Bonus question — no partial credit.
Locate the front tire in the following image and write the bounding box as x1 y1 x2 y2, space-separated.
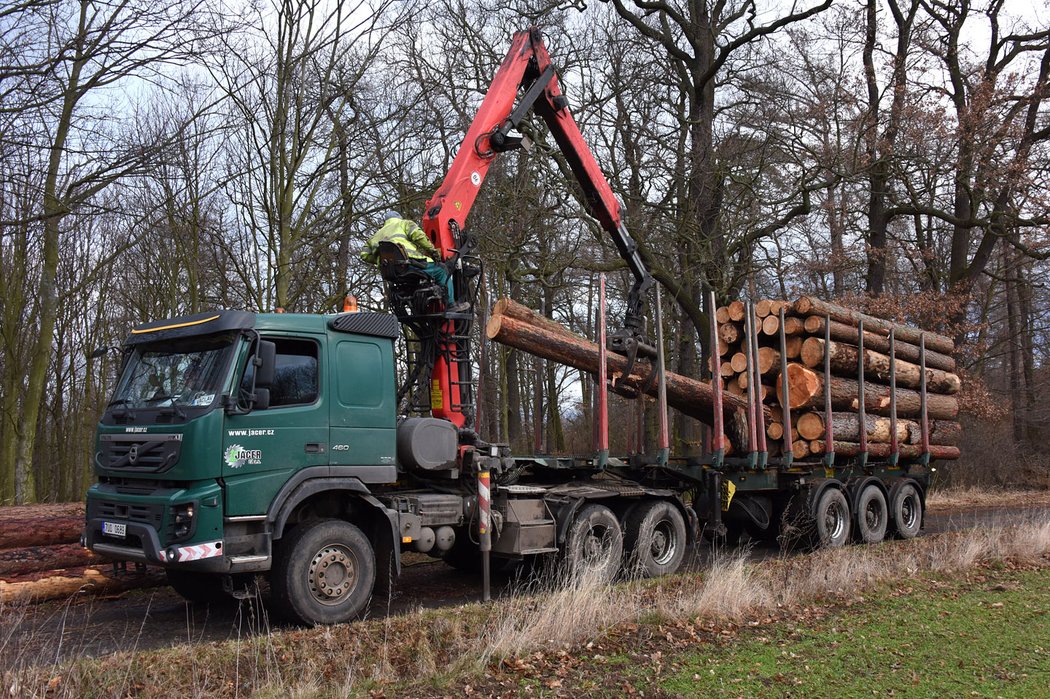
813 487 851 548
624 501 687 578
271 519 376 626
563 504 623 584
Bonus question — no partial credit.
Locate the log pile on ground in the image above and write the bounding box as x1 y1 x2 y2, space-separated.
0 503 162 603
715 295 961 460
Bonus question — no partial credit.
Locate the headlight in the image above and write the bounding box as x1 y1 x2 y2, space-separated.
172 503 196 540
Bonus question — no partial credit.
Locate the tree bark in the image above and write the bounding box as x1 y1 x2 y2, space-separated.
794 296 954 355
0 565 164 604
0 543 100 577
796 410 961 446
809 440 960 460
0 504 84 548
801 338 961 394
802 315 956 372
776 363 959 419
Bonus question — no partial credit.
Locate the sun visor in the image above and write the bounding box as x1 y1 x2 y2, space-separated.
124 310 256 346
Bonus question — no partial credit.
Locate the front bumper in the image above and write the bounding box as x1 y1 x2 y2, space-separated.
84 480 230 573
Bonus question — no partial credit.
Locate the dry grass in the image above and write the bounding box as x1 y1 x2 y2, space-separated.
3 517 1049 698
926 485 1050 511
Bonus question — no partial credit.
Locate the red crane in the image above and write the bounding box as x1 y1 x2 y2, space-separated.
415 28 653 428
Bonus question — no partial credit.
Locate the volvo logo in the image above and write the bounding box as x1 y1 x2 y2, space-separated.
128 444 139 465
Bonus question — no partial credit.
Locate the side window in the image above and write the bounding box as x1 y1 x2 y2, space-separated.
240 337 319 408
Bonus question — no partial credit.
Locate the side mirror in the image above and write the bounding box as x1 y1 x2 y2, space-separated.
253 387 271 410
255 341 276 388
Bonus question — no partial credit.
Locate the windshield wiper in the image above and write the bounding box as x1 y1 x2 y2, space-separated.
107 398 133 408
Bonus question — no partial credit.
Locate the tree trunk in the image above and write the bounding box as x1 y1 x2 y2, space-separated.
809 440 960 460
794 296 955 355
0 506 84 548
0 565 164 604
777 363 959 419
802 315 956 372
487 300 761 450
0 543 100 577
801 338 961 394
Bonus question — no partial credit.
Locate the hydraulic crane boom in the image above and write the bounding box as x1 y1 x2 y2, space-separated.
420 27 653 428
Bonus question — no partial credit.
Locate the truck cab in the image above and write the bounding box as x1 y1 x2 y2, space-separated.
84 309 414 622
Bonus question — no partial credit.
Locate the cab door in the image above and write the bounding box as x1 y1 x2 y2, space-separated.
328 335 397 483
222 335 329 516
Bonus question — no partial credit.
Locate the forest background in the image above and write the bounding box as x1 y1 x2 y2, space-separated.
1 0 1047 504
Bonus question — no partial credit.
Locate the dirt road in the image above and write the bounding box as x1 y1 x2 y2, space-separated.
3 501 1046 668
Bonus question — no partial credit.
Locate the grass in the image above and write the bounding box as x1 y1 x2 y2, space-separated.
2 517 1048 697
926 486 1050 511
659 567 1048 698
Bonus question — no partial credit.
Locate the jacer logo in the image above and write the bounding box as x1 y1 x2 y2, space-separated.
224 444 262 469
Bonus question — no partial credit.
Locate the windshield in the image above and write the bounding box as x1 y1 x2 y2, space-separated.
111 334 236 410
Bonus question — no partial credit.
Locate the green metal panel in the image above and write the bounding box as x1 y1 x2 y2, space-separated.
221 334 329 516
329 336 397 472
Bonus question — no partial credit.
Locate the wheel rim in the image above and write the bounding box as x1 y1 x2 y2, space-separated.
865 498 883 531
650 518 678 565
824 500 846 540
308 543 358 606
582 524 613 565
900 493 918 529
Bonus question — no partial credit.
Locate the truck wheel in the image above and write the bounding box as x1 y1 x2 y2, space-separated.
813 487 851 548
271 519 375 626
624 501 686 578
563 504 623 584
165 570 230 604
855 485 888 544
889 482 923 539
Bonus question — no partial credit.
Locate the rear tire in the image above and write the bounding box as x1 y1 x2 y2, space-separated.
624 501 687 578
813 487 851 548
166 570 230 605
562 504 623 584
271 519 375 626
855 485 888 544
889 482 923 539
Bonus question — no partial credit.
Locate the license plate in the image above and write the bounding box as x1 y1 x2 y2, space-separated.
102 521 127 538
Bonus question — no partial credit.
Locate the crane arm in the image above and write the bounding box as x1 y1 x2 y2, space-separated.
420 28 654 426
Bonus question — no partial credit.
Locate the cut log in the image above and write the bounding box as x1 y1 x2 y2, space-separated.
801 338 961 394
727 300 746 321
718 322 742 345
796 411 962 446
0 504 84 549
755 299 773 318
0 564 164 604
0 543 100 577
730 353 748 373
808 440 960 461
761 315 779 336
791 439 810 459
715 306 731 324
717 338 731 356
758 347 780 376
767 422 784 440
776 363 959 419
784 336 803 360
488 300 765 448
802 316 956 372
794 296 954 355
719 361 735 378
796 411 908 443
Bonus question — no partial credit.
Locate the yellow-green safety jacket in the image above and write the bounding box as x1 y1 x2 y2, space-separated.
361 218 440 264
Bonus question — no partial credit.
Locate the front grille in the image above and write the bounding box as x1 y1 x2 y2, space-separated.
91 499 165 529
98 433 181 472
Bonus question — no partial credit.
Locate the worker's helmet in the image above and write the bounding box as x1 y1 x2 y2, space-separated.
382 209 400 221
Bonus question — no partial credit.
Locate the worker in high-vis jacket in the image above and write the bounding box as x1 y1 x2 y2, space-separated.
361 211 467 311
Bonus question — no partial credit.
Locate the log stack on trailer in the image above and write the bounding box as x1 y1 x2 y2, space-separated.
714 295 961 464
